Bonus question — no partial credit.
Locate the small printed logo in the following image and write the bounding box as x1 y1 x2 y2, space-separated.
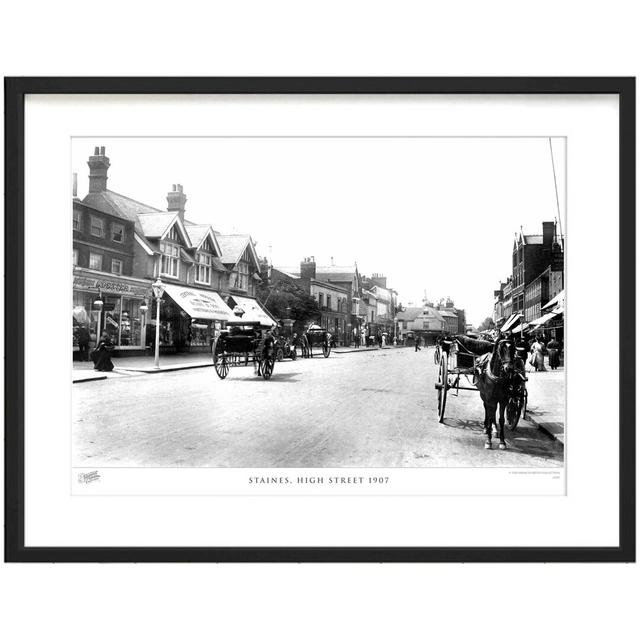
77 470 101 484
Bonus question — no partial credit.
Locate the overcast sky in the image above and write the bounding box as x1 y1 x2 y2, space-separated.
72 137 566 326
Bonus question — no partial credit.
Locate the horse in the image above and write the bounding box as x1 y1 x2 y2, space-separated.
298 333 310 358
473 338 516 450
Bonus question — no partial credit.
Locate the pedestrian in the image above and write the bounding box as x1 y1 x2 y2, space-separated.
381 333 386 348
393 335 397 346
415 334 421 352
547 336 560 370
529 335 546 372
76 323 91 361
92 331 115 372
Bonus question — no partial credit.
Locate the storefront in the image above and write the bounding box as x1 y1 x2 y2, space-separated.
73 271 151 358
158 284 236 353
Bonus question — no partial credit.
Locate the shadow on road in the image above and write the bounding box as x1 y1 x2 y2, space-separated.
235 372 301 383
441 417 563 462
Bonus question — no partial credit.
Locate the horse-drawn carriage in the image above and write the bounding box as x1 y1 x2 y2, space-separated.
301 324 332 358
435 335 528 449
211 320 276 380
274 335 297 362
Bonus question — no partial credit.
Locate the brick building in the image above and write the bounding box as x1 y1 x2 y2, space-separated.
75 146 269 356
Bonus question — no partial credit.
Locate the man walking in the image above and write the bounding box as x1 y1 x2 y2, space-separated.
76 324 91 361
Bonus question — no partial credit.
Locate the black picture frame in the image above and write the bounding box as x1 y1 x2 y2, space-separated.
4 77 635 563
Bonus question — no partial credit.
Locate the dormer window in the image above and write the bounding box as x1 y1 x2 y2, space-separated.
196 252 212 285
230 260 249 291
160 239 180 278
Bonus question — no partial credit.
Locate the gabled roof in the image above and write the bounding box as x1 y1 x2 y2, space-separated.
396 307 423 322
215 233 260 269
515 228 544 247
184 222 222 255
137 212 179 238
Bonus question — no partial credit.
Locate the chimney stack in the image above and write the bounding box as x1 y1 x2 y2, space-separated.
167 183 187 222
87 146 110 193
300 256 316 281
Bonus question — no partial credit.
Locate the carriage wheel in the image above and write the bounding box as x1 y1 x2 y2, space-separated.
434 346 440 365
276 348 284 362
262 355 274 380
322 342 331 358
214 355 229 379
522 388 528 419
437 352 448 423
506 396 522 430
290 347 297 361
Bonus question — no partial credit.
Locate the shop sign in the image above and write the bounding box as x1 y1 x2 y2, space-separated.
74 275 150 297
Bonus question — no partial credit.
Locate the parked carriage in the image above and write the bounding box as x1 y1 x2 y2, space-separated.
435 336 528 429
304 324 332 358
211 320 276 380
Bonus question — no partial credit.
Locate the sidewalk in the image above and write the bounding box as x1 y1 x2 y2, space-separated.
522 366 565 445
72 345 410 382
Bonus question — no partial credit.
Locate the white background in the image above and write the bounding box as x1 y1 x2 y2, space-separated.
1 2 638 640
29 95 605 545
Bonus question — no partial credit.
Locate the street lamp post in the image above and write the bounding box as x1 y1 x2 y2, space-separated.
151 278 166 369
93 288 104 342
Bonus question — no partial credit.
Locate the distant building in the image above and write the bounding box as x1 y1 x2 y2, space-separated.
397 306 445 344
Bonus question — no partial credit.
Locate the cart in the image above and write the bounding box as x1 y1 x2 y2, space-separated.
305 325 332 358
435 338 527 427
211 320 276 380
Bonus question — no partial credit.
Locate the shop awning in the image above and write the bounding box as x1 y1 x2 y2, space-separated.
163 284 236 321
542 290 565 310
501 313 523 332
227 294 276 327
512 322 530 333
529 310 562 327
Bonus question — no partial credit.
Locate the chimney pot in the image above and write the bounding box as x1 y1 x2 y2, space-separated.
94 146 99 155
100 146 105 155
172 184 176 191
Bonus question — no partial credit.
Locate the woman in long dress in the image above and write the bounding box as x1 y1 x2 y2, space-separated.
529 337 546 372
93 331 115 371
546 337 560 370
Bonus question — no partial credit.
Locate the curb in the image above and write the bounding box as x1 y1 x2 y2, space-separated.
73 375 108 384
526 413 565 446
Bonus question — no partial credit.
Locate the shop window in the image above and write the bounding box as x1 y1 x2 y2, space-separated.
89 252 103 271
90 215 104 237
111 258 123 275
160 240 180 278
73 249 79 266
196 252 211 285
112 223 125 243
73 209 81 231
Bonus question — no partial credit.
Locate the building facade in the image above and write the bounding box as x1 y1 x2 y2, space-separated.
75 146 266 356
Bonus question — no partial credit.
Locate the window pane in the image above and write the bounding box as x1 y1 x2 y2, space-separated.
89 253 102 270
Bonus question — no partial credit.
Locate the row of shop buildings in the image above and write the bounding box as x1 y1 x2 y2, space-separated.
269 261 399 346
493 221 565 340
72 147 274 358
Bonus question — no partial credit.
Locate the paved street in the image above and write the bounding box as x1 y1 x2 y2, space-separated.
73 347 564 468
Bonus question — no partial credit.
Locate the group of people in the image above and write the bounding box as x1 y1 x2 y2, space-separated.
524 334 562 372
353 329 397 349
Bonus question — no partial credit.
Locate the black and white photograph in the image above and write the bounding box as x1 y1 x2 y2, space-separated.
71 136 566 481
